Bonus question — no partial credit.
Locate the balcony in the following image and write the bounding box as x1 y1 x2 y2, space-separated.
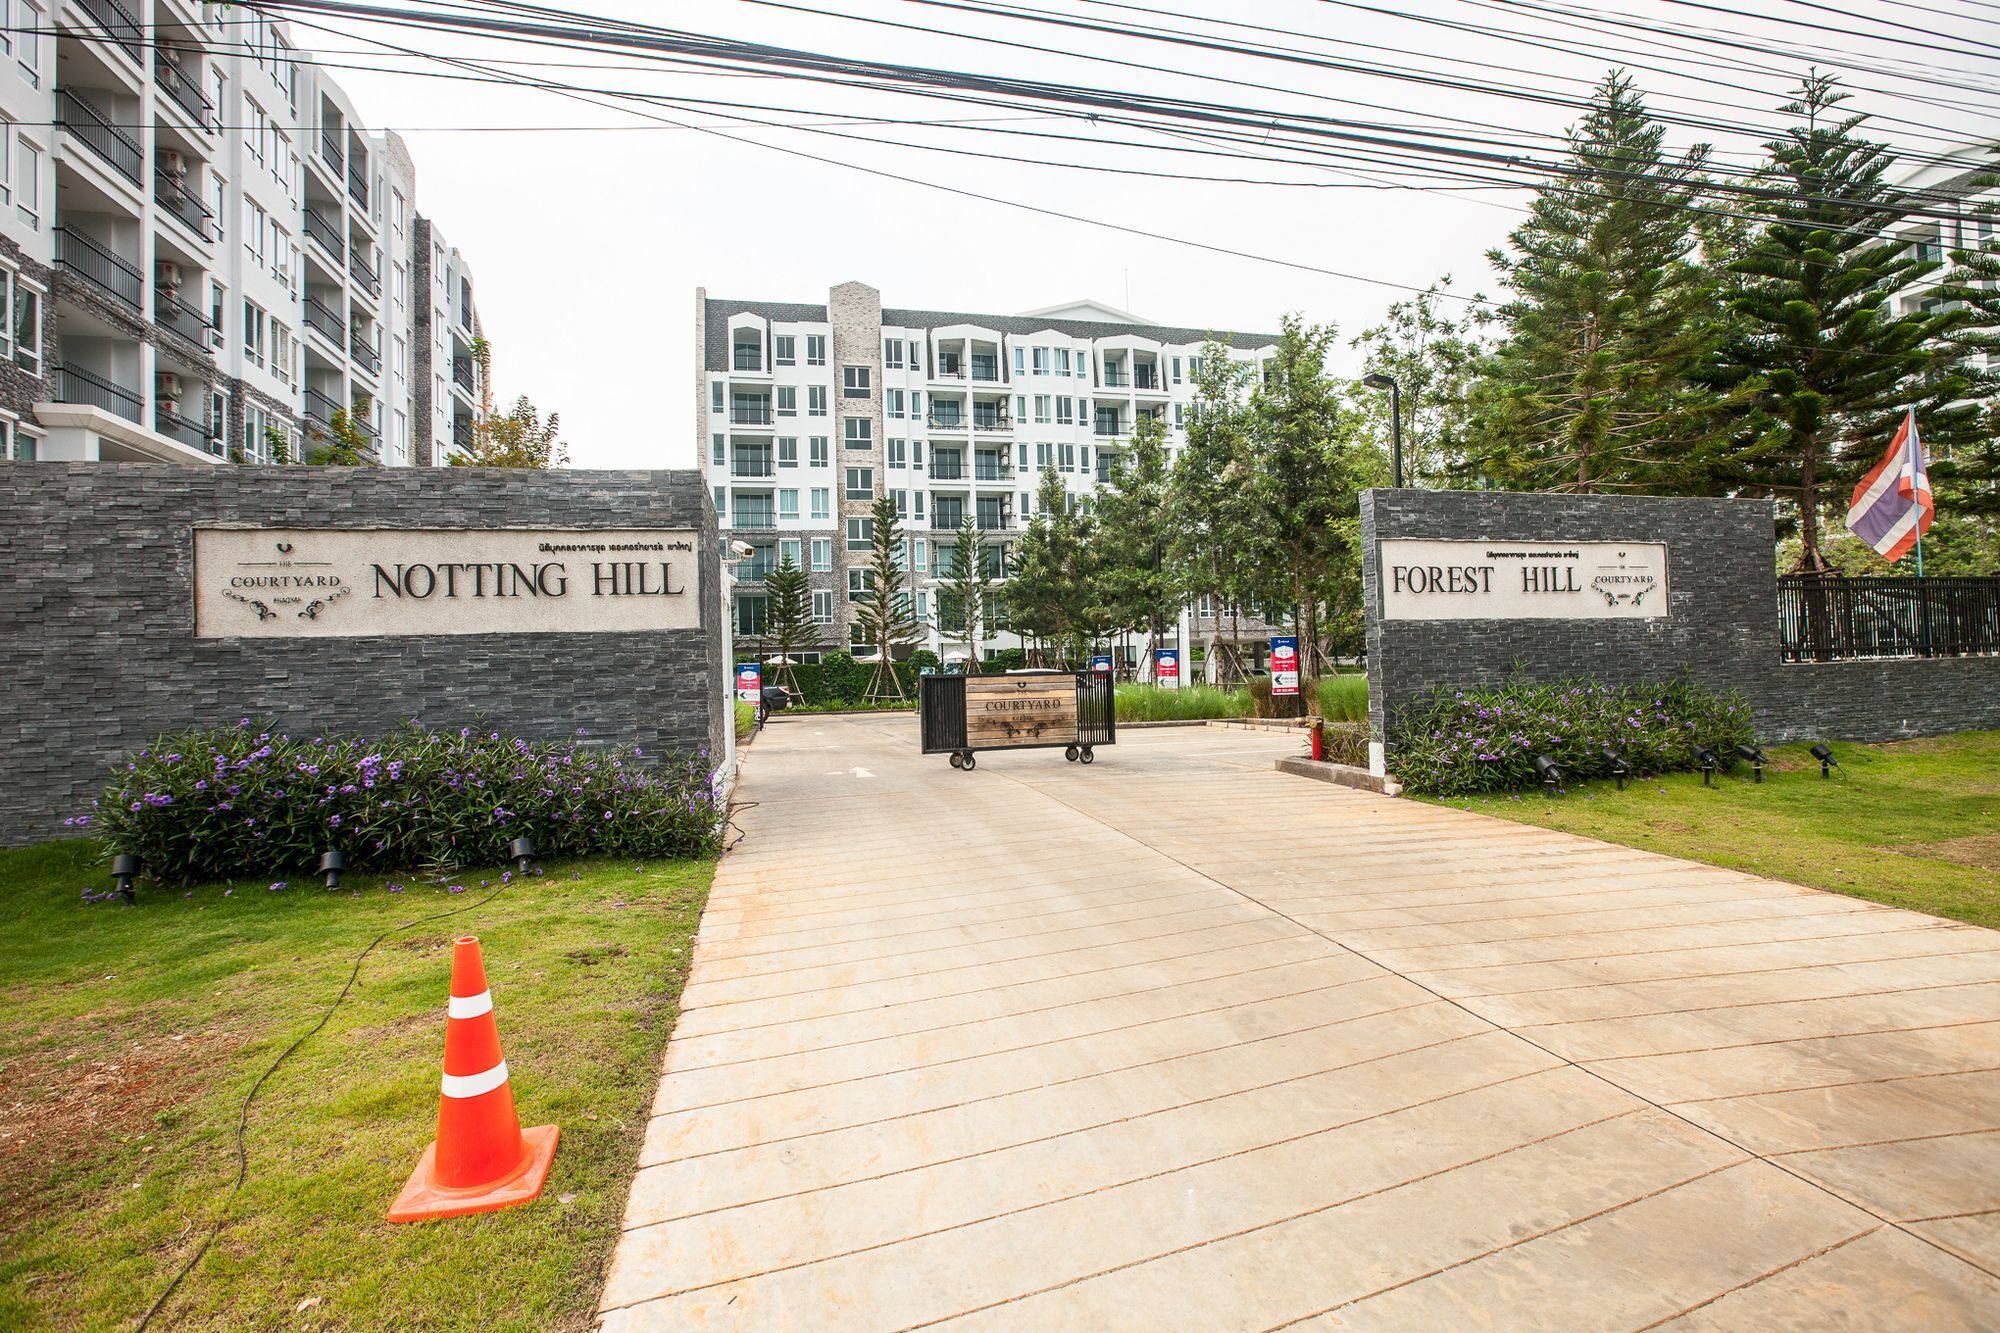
351 339 381 377
58 363 143 422
155 169 214 241
976 515 1011 532
55 226 140 310
453 417 472 451
303 207 344 262
451 357 474 395
972 408 1011 431
320 126 343 173
74 0 143 62
1102 369 1129 388
354 413 378 444
347 158 368 209
928 410 968 431
730 404 774 427
304 386 339 429
303 295 344 347
934 363 966 380
929 458 965 480
56 88 142 186
973 458 1010 481
348 250 380 299
1134 367 1162 391
731 347 762 372
155 56 214 131
970 357 1000 382
932 509 965 532
155 405 212 453
731 455 776 479
731 510 777 531
1094 414 1123 436
156 290 215 349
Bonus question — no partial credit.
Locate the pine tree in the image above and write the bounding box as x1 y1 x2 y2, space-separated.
856 494 919 700
762 553 813 696
1710 74 1989 572
1093 412 1178 670
939 515 987 671
1472 72 1724 493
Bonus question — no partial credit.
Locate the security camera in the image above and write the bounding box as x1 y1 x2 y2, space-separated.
729 540 756 558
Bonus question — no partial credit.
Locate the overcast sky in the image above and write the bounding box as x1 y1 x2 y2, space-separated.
300 0 1999 470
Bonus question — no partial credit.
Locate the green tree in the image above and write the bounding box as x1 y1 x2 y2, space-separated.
1708 74 1989 571
1093 412 1178 668
938 514 987 671
855 493 919 700
761 553 813 696
1351 278 1487 488
1473 72 1724 493
1006 465 1101 667
454 396 568 469
306 393 376 466
1169 341 1262 681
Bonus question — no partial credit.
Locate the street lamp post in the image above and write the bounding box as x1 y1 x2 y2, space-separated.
1362 372 1403 488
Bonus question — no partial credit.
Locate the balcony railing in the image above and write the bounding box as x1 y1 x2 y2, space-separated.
347 158 368 208
732 348 762 371
928 411 967 430
452 357 474 394
58 363 143 422
155 405 211 453
730 405 774 426
453 418 472 450
973 462 1010 481
320 127 343 172
1102 370 1129 387
929 458 965 480
972 411 1011 431
353 414 378 442
156 291 215 348
976 515 1011 532
970 359 999 382
303 295 345 347
1134 369 1161 390
304 386 340 428
54 226 141 310
731 457 776 479
56 88 142 185
1094 415 1123 436
731 511 777 531
75 0 143 61
155 169 214 241
349 250 380 298
934 365 965 379
155 56 214 130
303 208 344 261
351 339 381 376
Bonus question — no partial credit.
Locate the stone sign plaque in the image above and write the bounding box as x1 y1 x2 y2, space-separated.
192 528 702 638
1380 539 1669 621
963 675 1079 747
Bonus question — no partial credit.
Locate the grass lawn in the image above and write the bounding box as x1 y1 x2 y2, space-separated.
1422 732 2000 930
0 839 713 1330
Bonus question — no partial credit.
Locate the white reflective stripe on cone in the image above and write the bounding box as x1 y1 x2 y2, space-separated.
447 989 494 1019
440 1060 508 1099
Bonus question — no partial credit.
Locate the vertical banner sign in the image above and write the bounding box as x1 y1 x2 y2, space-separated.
1269 635 1299 697
1090 654 1113 675
735 662 762 704
1154 648 1181 690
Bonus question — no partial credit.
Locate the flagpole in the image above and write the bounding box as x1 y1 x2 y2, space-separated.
1910 408 1924 578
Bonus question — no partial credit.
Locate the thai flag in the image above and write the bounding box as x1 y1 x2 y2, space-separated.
1845 408 1933 562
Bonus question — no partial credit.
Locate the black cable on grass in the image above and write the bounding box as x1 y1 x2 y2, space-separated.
135 879 513 1331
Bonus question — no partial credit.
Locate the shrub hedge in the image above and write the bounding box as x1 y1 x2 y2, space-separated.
779 650 937 706
83 721 724 884
1393 676 1755 796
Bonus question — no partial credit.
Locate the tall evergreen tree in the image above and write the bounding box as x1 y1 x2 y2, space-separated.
1709 74 1989 571
939 514 987 670
761 553 812 696
1093 412 1178 670
1473 72 1724 492
855 494 919 700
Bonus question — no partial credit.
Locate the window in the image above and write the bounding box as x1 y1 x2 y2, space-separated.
1015 395 1027 421
710 382 724 414
908 342 922 373
711 433 725 466
393 335 407 380
911 391 923 419
1174 403 1185 428
808 385 827 417
809 436 829 467
242 300 266 367
888 438 907 467
269 322 293 387
844 417 872 449
270 223 292 287
806 334 826 366
1171 355 1183 384
778 488 799 520
1017 443 1028 468
891 489 908 519
811 536 832 570
15 2 37 87
1035 395 1051 424
1013 346 1025 374
1033 347 1048 375
735 596 768 637
775 334 795 365
712 485 727 515
847 518 873 552
843 365 871 398
778 436 798 467
912 539 928 572
780 537 802 567
1057 348 1071 376
1036 442 1052 469
810 487 831 520
844 467 873 500
1056 396 1074 425
0 118 10 208
1078 355 1089 379
244 198 266 267
886 388 904 419
776 385 797 416
915 490 925 519
812 590 834 624
1020 491 1032 519
885 338 903 368
210 280 224 348
11 278 37 374
1061 442 1076 472
12 135 35 230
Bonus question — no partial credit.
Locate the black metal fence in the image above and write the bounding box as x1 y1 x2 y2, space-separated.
1779 576 2000 662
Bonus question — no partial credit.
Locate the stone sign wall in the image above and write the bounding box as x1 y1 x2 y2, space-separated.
0 464 726 845
1361 488 2000 773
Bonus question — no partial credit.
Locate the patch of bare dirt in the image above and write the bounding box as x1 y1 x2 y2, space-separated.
1899 834 2000 873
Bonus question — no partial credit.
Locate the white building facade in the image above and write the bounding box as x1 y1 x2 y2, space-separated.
697 281 1279 665
0 1 483 468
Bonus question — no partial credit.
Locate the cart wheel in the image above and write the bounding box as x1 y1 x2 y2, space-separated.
962 752 977 770
948 752 964 769
1065 745 1079 762
1081 747 1095 764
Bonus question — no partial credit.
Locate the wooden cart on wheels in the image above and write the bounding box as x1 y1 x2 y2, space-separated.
919 670 1117 770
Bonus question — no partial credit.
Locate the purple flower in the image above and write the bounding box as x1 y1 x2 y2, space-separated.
269 881 287 892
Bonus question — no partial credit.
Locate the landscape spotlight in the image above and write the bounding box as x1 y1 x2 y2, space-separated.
509 835 537 875
318 848 347 890
1598 747 1630 792
1532 754 1564 798
1737 743 1767 783
110 853 141 904
1693 745 1719 787
1810 742 1838 778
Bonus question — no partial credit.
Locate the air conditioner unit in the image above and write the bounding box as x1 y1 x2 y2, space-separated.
161 150 189 178
157 261 182 290
156 372 182 400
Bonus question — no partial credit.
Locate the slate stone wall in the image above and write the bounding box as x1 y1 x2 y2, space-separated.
0 463 725 844
1362 488 2000 760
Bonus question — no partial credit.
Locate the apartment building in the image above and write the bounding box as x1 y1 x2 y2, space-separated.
0 1 483 468
697 281 1280 665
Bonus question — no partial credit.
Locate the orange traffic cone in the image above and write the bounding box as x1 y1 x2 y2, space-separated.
388 936 559 1222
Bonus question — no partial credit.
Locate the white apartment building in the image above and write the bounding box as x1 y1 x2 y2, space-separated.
697 281 1280 665
0 1 483 468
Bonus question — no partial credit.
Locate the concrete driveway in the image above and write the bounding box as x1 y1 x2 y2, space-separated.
600 715 2000 1329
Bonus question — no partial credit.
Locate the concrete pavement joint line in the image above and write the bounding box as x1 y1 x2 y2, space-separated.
1768 1124 2000 1158
1904 1205 2000 1225
1666 1063 2000 1107
1512 980 2000 1031
1436 938 2000 1001
1343 900 1886 954
667 945 1349 1075
1395 920 1966 976
653 973 1414 1119
1004 772 2000 1284
1628 1227 1886 1331
604 1064 1577 1313
642 1019 1492 1229
1572 1015 2000 1064
1296 883 1811 931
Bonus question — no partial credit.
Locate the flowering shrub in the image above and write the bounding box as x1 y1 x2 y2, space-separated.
86 721 724 884
1392 676 1755 796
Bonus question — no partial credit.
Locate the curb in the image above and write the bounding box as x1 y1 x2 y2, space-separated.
1275 755 1404 797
